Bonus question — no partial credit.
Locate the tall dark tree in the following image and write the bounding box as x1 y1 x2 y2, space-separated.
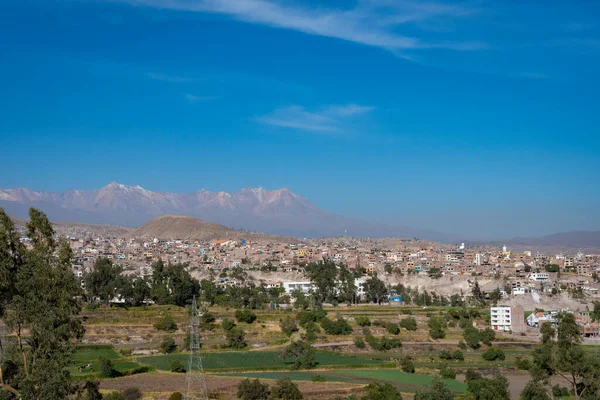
0 207 84 399
364 274 388 304
85 257 124 305
337 264 357 304
305 260 338 304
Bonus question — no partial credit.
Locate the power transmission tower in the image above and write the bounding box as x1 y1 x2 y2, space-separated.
186 296 208 400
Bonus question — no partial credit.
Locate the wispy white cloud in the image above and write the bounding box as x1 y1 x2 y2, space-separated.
147 72 200 83
185 93 221 102
257 104 374 133
117 0 487 52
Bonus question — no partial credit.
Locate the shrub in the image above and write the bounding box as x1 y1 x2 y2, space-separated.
552 385 570 397
103 392 124 400
280 316 299 336
354 337 366 349
365 335 401 351
372 319 385 327
439 364 456 379
280 340 317 370
320 317 352 335
235 309 257 324
399 317 417 331
168 393 183 400
237 378 270 400
154 312 177 332
119 348 132 356
123 387 142 400
297 311 317 327
361 383 403 400
386 323 400 335
312 375 326 382
201 309 216 324
160 336 177 354
355 316 371 326
452 350 464 361
222 318 236 331
270 378 303 399
465 368 483 382
224 327 248 349
400 357 415 373
479 328 496 346
457 341 467 350
516 357 532 370
482 347 505 361
170 360 186 373
428 316 446 339
99 357 120 378
462 327 482 349
439 350 453 360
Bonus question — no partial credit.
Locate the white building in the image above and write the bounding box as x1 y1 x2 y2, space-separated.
475 253 485 266
490 306 513 332
283 281 313 294
529 272 549 282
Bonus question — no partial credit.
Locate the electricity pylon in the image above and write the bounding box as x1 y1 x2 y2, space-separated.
185 295 208 400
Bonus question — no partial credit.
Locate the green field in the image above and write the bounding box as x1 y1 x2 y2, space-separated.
216 369 468 393
137 351 385 371
70 346 142 377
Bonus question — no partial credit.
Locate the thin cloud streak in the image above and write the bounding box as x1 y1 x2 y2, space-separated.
257 104 375 133
185 93 221 102
117 0 487 52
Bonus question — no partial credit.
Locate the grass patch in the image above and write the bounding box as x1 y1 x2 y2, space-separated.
138 351 384 372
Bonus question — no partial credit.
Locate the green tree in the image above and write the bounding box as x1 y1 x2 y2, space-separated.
399 357 415 373
337 264 357 304
0 208 85 399
200 279 218 306
462 327 482 349
361 382 403 400
280 341 317 370
428 315 447 339
160 336 177 353
85 257 123 305
467 374 510 400
224 327 248 349
520 380 551 400
269 378 303 400
170 360 186 373
306 260 338 304
364 275 388 304
414 377 454 400
235 309 257 324
123 387 142 400
399 317 417 331
482 347 505 361
237 378 270 400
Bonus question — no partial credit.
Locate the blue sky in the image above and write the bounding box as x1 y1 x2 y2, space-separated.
1 0 599 239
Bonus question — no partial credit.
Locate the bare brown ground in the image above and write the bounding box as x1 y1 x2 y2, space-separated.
100 372 364 400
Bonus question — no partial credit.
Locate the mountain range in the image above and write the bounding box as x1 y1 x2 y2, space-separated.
0 182 449 240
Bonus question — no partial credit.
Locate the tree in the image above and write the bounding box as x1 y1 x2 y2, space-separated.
482 347 505 361
520 380 551 400
154 312 178 332
462 327 481 349
160 336 177 353
471 280 485 304
467 374 510 400
399 357 415 373
222 318 236 331
224 327 248 349
414 377 454 400
280 316 299 336
85 257 124 305
280 341 317 370
428 315 447 339
169 393 184 400
361 382 403 400
399 317 417 331
337 264 358 304
364 275 388 304
591 300 600 323
237 378 270 400
306 260 338 304
170 360 186 373
269 378 303 399
236 309 257 324
100 357 120 378
0 207 84 399
200 279 218 305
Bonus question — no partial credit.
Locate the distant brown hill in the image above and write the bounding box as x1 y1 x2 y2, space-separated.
128 215 296 243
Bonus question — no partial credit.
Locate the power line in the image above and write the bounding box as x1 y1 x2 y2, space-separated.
186 295 208 400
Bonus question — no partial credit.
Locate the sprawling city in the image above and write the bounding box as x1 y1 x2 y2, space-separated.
1 0 600 399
